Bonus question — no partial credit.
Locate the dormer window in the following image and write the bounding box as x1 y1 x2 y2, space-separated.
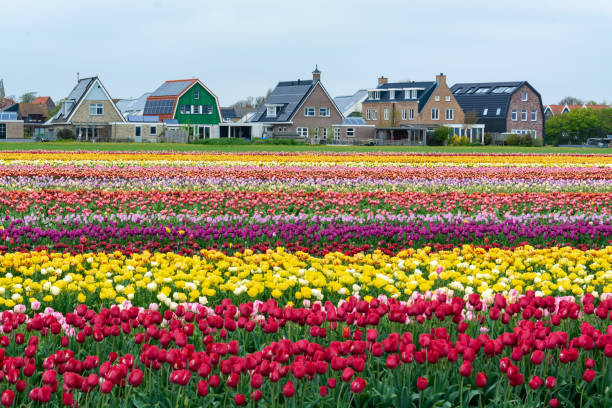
368 91 381 100
483 108 488 116
390 90 395 100
496 107 501 116
194 90 199 100
267 106 277 117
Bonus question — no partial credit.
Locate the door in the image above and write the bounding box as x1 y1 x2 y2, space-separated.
134 126 142 143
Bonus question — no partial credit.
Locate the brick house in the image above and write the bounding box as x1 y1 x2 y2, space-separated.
0 112 24 140
362 73 484 145
251 67 374 144
32 96 56 111
450 81 544 140
47 76 126 141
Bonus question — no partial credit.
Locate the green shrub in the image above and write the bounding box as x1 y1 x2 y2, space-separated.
56 128 76 140
428 126 452 146
505 134 519 145
520 134 534 146
484 133 492 145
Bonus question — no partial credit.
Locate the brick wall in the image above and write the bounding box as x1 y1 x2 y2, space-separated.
111 123 161 142
506 84 544 138
418 76 465 126
71 100 124 124
289 83 343 133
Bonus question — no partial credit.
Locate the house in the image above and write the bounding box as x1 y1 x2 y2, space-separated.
0 98 15 111
450 81 544 140
110 115 164 143
362 73 484 145
221 107 239 122
116 93 151 117
47 76 126 141
144 79 222 139
0 112 24 140
251 66 373 144
3 103 50 138
334 89 368 117
32 96 56 111
543 104 566 118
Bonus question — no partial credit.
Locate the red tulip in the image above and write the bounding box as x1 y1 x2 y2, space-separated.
529 376 543 390
327 378 337 389
100 379 113 394
545 376 556 389
350 377 366 394
251 390 262 402
128 369 143 387
283 381 295 398
583 369 596 383
417 377 428 391
251 373 263 389
475 372 487 388
319 385 328 397
341 367 354 382
0 390 14 407
62 392 75 407
585 358 595 369
530 350 544 365
549 398 559 407
234 393 246 406
197 380 209 397
459 361 472 377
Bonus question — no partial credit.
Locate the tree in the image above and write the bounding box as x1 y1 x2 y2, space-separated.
544 107 611 145
20 92 37 103
428 126 452 146
558 96 584 106
231 89 271 118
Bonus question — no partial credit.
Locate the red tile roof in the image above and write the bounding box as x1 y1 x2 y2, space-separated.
546 105 564 115
33 96 51 105
584 104 611 110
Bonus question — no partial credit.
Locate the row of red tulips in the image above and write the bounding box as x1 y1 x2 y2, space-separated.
0 293 609 407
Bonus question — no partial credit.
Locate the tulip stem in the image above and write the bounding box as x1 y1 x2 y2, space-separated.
460 376 464 407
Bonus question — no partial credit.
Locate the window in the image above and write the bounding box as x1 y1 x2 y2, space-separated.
475 87 490 94
346 128 355 137
322 128 327 139
296 127 308 137
150 126 157 135
366 109 371 120
446 109 454 120
89 103 103 116
521 110 527 121
401 109 406 120
134 126 141 137
334 127 341 139
435 96 440 101
304 107 315 116
453 88 463 94
431 108 439 120
313 128 319 138
496 108 501 116
319 107 330 117
194 90 199 100
411 90 418 99
512 109 518 121
368 91 380 100
180 105 186 115
409 108 414 120
492 86 515 94
521 92 528 101
531 110 537 121
390 91 395 100
384 109 389 120
0 124 5 139
445 96 451 102
483 108 488 116
266 106 277 117
372 110 378 120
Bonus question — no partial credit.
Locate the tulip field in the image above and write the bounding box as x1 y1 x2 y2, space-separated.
0 150 611 408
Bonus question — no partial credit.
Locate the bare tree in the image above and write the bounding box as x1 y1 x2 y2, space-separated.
558 96 584 106
20 92 37 103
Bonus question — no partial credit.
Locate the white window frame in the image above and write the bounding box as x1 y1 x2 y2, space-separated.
346 128 355 137
0 124 6 139
445 96 451 102
531 110 537 121
180 105 186 115
304 107 315 117
266 106 277 117
319 107 330 117
366 109 371 120
150 126 157 135
89 103 103 116
496 108 501 116
521 92 528 101
483 108 488 116
431 108 439 120
194 90 199 100
372 110 378 120
389 90 395 100
296 127 308 137
521 110 527 121
435 96 440 102
409 108 414 120
401 109 406 120
384 108 389 120
134 126 142 137
334 127 341 139
446 108 454 120
322 127 327 138
511 109 518 121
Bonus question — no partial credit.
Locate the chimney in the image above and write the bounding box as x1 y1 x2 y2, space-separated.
378 76 388 85
436 72 447 86
312 65 321 82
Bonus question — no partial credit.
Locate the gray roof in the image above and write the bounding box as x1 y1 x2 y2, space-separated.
342 117 366 125
450 81 536 133
48 77 97 124
251 80 316 123
334 89 367 116
116 93 151 114
363 81 437 112
150 80 193 97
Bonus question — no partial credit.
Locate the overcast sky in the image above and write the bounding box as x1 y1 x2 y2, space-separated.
1 0 610 105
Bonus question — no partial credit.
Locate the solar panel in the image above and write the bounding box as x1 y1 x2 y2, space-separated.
0 112 18 120
144 99 174 115
151 81 192 97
